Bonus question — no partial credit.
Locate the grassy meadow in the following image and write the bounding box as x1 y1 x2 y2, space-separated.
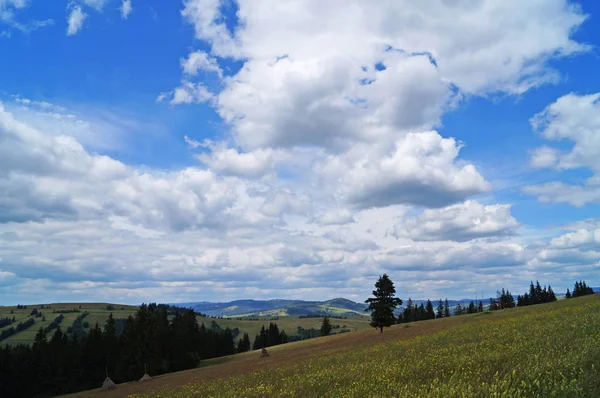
208 314 372 341
125 294 600 398
0 303 137 346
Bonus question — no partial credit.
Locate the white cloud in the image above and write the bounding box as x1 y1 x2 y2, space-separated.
317 132 491 209
158 81 214 105
530 93 600 172
182 0 587 93
121 0 132 19
1 0 596 303
525 93 600 206
66 6 87 36
530 146 561 169
196 146 277 179
181 50 222 77
82 0 108 11
0 0 53 33
394 200 519 242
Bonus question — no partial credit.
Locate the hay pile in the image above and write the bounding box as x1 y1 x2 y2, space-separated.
101 377 116 390
260 347 270 358
140 373 152 382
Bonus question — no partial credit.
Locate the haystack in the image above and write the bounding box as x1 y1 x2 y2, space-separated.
260 347 270 358
140 373 152 382
101 377 116 390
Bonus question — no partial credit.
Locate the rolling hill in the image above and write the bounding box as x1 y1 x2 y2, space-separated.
174 297 368 317
67 293 600 398
174 297 497 317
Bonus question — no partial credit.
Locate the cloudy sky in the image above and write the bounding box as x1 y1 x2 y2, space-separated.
1 0 600 305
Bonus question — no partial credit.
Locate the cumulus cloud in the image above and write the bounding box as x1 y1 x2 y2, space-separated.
181 50 222 77
394 200 519 242
2 0 596 303
317 132 491 209
525 93 600 206
196 146 277 179
66 6 87 36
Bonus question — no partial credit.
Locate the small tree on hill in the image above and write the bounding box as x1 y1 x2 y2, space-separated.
320 317 332 337
365 274 402 333
566 288 571 299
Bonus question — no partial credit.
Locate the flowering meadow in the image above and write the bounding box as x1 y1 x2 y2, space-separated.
135 295 600 397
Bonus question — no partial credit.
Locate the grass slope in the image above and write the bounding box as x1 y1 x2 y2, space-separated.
70 294 600 398
0 303 137 346
207 314 372 341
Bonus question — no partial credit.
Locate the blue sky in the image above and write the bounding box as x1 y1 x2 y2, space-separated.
1 0 600 305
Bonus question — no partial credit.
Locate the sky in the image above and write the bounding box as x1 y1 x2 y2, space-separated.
1 0 600 305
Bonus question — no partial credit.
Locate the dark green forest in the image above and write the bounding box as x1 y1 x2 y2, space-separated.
0 303 258 397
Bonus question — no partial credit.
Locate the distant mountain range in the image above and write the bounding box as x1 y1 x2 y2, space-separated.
175 298 367 317
174 297 508 317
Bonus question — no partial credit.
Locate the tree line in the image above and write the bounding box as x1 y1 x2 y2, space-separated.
566 280 594 298
365 275 595 332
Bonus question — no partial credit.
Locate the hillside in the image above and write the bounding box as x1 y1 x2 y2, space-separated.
0 303 137 346
175 298 368 317
68 294 600 398
0 302 371 347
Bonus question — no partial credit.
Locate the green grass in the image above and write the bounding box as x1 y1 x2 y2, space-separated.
203 314 371 342
138 295 600 397
0 303 137 346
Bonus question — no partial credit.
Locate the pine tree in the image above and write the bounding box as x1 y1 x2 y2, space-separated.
467 301 476 314
436 299 444 318
455 303 463 316
403 298 415 323
548 285 557 302
425 300 435 320
478 301 484 313
365 274 402 333
320 317 332 336
566 288 571 299
417 304 426 321
444 299 450 318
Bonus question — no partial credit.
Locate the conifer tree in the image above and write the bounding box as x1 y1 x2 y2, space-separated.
548 285 557 302
403 298 415 323
365 274 402 333
455 303 463 316
444 299 450 318
320 317 333 336
467 301 476 314
478 301 484 313
436 299 444 318
566 288 571 299
425 299 435 320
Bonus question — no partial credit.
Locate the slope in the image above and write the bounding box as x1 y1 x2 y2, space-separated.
67 294 600 397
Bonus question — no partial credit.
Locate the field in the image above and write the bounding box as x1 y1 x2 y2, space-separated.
209 314 372 341
67 294 600 398
0 303 137 346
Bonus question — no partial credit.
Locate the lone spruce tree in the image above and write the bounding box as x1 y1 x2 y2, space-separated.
365 274 402 333
320 316 333 336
